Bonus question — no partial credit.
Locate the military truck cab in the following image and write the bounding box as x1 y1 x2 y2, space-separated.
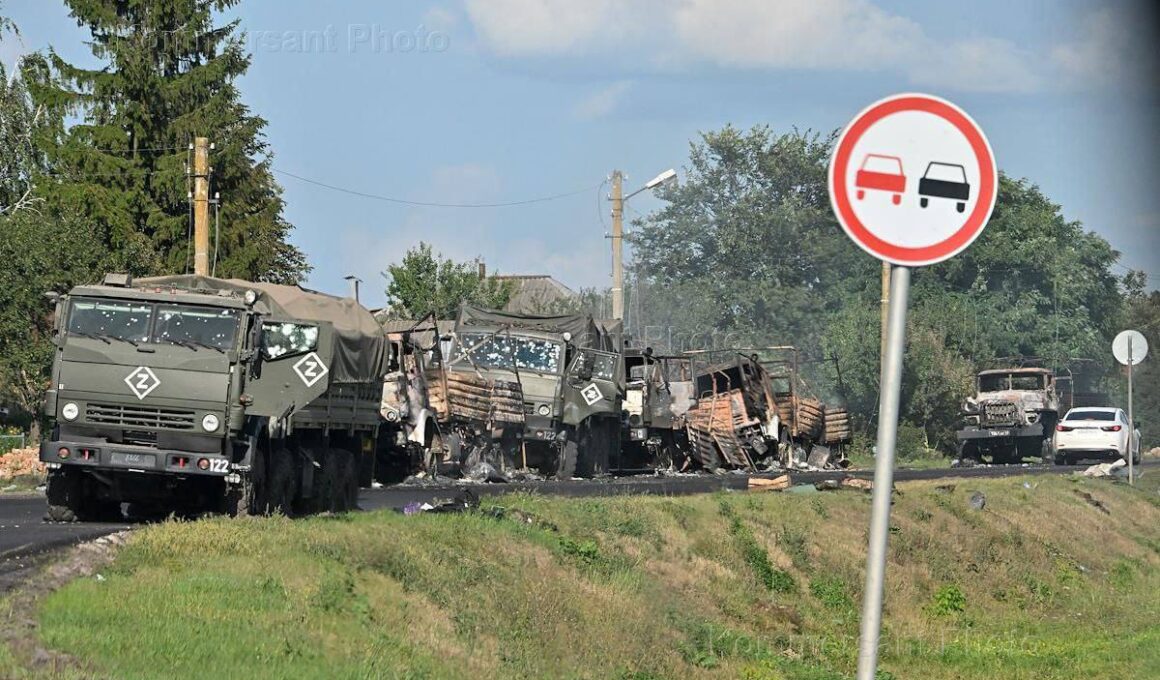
42 274 382 520
956 367 1060 464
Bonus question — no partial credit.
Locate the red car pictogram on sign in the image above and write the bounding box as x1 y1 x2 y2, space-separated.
855 154 906 205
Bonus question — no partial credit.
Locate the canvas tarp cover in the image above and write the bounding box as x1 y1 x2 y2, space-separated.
137 275 385 383
456 304 615 351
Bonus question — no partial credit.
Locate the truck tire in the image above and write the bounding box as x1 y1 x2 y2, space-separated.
267 446 296 515
325 447 359 513
555 438 578 480
45 468 117 522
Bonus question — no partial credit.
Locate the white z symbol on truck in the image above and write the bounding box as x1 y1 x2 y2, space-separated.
292 352 329 387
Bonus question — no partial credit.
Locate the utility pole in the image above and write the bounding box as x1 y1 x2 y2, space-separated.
192 137 210 277
610 170 625 321
344 275 362 303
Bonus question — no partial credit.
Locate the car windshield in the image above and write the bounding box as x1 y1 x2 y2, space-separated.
1066 410 1115 422
925 162 967 182
156 305 241 350
979 373 1043 391
68 298 152 343
455 332 563 373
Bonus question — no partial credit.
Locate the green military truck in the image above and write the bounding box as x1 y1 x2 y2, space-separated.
41 274 384 520
417 305 624 478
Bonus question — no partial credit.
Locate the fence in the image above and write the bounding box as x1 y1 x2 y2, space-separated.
0 434 27 455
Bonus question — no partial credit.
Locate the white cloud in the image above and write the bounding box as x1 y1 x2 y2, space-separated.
574 80 632 119
459 0 1058 94
421 5 460 33
672 0 922 71
463 0 619 56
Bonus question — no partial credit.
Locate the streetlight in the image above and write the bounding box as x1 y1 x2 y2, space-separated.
610 168 676 320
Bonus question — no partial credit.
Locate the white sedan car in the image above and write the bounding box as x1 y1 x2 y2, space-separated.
1052 407 1141 465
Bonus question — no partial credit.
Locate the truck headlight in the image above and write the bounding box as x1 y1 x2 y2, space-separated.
61 402 79 421
201 414 220 432
537 404 551 417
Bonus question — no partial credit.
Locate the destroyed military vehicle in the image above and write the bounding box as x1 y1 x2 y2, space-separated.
622 348 696 470
379 305 624 479
41 274 384 520
681 348 850 471
956 367 1061 464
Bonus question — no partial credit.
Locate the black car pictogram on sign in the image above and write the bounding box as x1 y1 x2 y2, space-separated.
918 162 971 213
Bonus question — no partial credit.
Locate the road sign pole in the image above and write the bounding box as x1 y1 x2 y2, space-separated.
856 265 911 680
1128 337 1134 486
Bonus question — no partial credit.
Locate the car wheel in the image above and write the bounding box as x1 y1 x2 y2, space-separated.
956 202 965 213
920 197 929 208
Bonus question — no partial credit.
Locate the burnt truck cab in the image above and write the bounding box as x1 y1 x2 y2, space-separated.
439 305 624 478
42 274 381 520
956 368 1060 464
621 349 695 469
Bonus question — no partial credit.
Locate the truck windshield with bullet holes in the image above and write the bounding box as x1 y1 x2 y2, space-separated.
41 274 384 521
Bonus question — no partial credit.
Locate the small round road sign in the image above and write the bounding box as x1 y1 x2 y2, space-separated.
829 93 997 266
1113 330 1148 366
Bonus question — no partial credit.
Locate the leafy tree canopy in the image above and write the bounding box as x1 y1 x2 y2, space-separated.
383 242 513 319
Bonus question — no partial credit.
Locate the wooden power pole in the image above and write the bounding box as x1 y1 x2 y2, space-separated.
610 170 625 321
192 137 210 277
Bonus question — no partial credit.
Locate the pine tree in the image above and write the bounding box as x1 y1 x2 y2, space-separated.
25 0 308 283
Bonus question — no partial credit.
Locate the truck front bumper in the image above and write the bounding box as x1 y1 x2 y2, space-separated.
40 440 233 477
956 423 1045 442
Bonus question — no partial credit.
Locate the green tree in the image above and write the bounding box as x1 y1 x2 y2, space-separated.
383 242 513 319
1124 284 1160 447
632 125 1133 452
0 36 119 436
24 0 307 283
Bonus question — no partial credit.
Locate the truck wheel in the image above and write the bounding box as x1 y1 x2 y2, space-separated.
45 468 116 522
556 438 579 480
325 448 359 513
45 469 79 522
267 446 296 515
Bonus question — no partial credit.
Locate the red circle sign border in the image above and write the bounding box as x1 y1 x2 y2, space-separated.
829 93 997 266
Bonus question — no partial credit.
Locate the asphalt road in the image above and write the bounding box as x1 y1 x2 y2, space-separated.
2 460 1152 591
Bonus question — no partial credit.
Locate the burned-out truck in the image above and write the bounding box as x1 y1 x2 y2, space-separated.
41 274 384 520
380 305 625 478
956 367 1061 463
622 348 696 470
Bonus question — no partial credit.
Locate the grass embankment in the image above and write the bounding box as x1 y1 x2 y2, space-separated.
5 475 1160 679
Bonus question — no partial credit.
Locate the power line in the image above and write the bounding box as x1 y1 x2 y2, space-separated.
272 167 600 208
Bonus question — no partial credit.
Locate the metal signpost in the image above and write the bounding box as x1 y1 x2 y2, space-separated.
1113 329 1148 486
828 93 997 680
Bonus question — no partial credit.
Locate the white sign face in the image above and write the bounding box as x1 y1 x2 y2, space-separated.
580 383 604 406
292 352 329 387
829 93 997 266
124 366 161 400
1113 330 1149 366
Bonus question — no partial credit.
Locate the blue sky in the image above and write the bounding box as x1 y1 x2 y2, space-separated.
4 0 1159 306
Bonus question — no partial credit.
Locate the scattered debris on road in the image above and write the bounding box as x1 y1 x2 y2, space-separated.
969 491 987 510
1081 459 1128 478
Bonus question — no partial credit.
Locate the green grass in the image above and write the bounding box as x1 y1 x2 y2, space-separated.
4 474 1159 679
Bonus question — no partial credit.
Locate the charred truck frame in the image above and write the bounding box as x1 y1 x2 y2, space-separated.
41 274 384 520
380 306 625 479
621 348 696 471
